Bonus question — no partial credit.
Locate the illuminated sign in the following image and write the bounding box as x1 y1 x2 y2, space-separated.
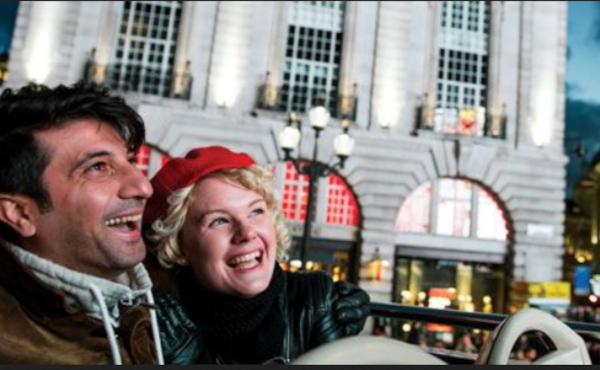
427 288 456 310
527 281 571 306
526 223 554 239
528 282 570 300
433 107 486 136
574 266 591 296
426 288 456 333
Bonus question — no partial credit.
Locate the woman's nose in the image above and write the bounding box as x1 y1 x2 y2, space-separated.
233 220 258 244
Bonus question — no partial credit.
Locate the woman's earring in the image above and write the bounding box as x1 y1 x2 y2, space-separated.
177 257 189 266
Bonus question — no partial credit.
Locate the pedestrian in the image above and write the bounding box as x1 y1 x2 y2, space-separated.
0 82 163 364
144 145 371 364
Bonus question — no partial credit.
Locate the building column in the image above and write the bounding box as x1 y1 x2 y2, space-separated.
171 2 194 97
206 1 254 111
92 2 120 84
337 1 377 129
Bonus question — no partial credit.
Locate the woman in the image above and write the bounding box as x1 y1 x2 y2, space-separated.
143 146 368 364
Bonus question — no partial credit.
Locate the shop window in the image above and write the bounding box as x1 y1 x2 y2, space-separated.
396 178 508 241
134 144 171 178
282 242 353 282
391 257 505 351
394 257 505 314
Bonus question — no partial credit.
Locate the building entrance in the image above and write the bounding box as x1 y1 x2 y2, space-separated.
393 256 506 314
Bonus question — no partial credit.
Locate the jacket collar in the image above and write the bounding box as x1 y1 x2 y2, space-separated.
0 238 152 321
0 237 73 317
6 242 153 323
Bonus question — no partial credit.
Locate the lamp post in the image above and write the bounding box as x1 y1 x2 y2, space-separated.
278 96 356 270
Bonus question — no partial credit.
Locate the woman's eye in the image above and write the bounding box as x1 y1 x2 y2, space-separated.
209 218 229 227
251 208 265 217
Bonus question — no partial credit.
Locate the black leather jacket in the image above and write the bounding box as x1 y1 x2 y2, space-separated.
156 271 345 364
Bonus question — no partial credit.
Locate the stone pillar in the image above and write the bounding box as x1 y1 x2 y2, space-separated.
171 2 194 97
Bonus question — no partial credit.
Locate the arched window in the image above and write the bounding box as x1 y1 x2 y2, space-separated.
281 161 310 221
396 182 432 234
326 175 359 226
134 144 171 177
397 178 507 241
280 161 359 227
275 160 359 282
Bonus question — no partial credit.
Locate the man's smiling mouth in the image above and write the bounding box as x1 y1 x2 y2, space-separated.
105 214 142 227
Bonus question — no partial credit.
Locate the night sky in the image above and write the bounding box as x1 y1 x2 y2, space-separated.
565 2 600 199
0 1 597 199
0 2 18 54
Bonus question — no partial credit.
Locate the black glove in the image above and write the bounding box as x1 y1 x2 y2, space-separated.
332 281 371 336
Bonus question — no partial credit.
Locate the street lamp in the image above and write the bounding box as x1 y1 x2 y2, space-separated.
278 96 356 270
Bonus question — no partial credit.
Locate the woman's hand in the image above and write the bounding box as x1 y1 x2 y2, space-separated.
332 281 371 336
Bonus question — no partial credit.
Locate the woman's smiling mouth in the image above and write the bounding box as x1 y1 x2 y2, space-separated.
227 250 263 270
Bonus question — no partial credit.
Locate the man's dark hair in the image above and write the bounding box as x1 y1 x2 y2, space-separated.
0 81 146 241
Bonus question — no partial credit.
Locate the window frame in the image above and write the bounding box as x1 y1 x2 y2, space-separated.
434 1 492 137
397 178 507 242
111 1 183 97
278 1 346 114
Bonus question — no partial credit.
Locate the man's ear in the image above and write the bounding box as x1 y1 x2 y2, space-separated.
0 194 38 238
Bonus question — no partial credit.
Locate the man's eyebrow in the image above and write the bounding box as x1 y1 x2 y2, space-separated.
73 150 112 170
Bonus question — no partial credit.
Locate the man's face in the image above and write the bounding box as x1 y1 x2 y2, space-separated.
28 119 153 281
181 177 278 298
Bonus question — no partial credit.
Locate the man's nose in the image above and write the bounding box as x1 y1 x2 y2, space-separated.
120 164 154 200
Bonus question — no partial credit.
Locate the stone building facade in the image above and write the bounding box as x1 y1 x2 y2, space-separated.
5 1 568 310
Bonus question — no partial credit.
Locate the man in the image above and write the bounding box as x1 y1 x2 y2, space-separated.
0 82 369 364
0 82 163 364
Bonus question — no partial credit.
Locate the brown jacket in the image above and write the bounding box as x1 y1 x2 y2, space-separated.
0 240 158 364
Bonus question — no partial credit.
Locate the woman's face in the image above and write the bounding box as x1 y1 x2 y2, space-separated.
180 176 277 298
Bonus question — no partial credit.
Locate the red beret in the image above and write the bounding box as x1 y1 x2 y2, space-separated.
143 145 255 225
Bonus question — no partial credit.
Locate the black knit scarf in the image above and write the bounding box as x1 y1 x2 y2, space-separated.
177 263 286 364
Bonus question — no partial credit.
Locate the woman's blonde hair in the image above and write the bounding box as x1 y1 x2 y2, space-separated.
146 165 291 268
